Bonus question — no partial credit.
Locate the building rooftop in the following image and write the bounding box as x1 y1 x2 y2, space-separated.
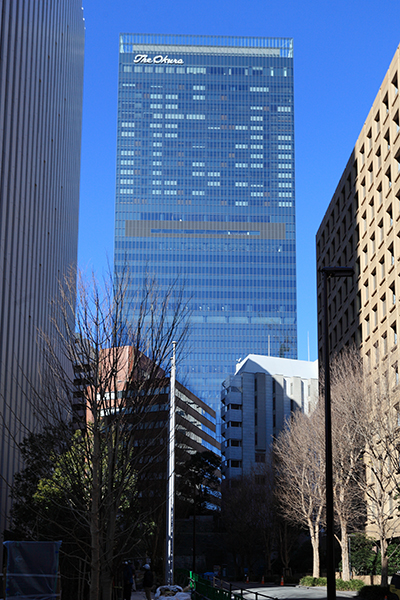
235 354 318 379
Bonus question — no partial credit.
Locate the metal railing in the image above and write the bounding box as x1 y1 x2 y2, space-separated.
189 572 278 600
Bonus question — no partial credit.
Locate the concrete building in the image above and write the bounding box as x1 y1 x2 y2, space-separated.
316 45 400 365
316 45 400 541
114 34 297 430
221 354 318 481
0 1 84 541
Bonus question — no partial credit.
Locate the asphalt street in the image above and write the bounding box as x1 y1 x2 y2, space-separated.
231 586 359 600
130 586 359 600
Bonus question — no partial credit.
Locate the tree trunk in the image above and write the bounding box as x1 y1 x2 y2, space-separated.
90 431 101 600
100 574 113 600
380 537 389 587
310 530 320 578
339 521 350 581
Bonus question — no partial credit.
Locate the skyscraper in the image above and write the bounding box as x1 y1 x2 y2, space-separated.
0 0 84 539
115 34 297 424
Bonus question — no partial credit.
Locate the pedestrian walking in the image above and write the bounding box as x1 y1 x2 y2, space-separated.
123 561 134 600
142 564 154 600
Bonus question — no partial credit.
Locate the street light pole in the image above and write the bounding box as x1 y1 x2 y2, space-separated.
166 341 176 585
321 266 353 600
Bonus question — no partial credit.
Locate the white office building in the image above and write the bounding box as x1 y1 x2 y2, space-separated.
221 355 318 481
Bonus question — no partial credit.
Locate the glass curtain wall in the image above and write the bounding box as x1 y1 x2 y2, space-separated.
114 34 297 433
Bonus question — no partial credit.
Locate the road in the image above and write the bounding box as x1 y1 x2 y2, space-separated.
230 585 359 600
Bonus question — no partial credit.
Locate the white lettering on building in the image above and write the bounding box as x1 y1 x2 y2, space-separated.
133 54 184 65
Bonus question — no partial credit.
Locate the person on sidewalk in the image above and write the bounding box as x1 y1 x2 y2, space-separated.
142 564 154 600
123 561 134 600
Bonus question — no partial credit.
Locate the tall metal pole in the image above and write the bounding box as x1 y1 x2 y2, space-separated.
321 266 353 600
166 341 176 584
322 269 335 600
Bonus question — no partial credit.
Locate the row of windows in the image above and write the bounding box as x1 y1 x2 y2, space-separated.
116 212 279 223
122 65 291 77
119 78 291 92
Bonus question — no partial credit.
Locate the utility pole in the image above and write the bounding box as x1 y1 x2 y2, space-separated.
165 341 176 584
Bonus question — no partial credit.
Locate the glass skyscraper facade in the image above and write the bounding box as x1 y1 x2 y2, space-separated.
115 34 297 427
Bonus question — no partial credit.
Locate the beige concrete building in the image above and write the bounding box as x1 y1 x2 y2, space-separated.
317 45 400 365
316 45 400 540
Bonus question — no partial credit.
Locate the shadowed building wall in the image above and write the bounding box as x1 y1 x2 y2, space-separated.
0 0 84 542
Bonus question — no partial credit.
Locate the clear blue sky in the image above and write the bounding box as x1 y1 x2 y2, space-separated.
78 0 400 363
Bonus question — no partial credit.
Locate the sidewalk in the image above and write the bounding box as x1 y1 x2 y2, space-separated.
130 591 153 600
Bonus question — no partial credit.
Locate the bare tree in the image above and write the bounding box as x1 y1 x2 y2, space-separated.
274 409 325 578
329 348 367 581
221 466 275 580
354 364 400 587
7 269 190 600
325 347 400 586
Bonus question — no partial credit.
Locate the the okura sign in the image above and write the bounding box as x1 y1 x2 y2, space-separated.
134 54 184 65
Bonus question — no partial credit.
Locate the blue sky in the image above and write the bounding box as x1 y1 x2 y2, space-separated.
78 0 400 362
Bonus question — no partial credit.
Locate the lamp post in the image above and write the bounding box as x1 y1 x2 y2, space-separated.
321 266 354 600
166 341 176 585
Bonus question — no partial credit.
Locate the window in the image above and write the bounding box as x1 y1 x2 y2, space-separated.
393 363 399 386
374 342 379 365
365 315 370 337
384 129 390 152
396 149 400 175
392 73 399 96
372 269 377 291
392 72 398 96
363 245 368 268
364 279 369 302
362 211 367 232
386 167 392 191
373 305 378 328
360 145 365 166
367 128 372 152
394 111 400 136
378 219 384 243
391 321 398 346
376 146 382 171
230 460 242 468
382 333 388 355
375 112 380 136
371 233 376 256
387 205 393 228
380 256 385 280
255 453 265 463
361 178 366 198
368 165 374 188
378 183 383 205
383 93 389 115
381 294 387 318
389 243 395 267
390 283 396 306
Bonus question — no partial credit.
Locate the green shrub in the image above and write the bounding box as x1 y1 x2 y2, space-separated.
299 576 315 586
300 577 364 591
358 585 390 600
335 579 365 591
